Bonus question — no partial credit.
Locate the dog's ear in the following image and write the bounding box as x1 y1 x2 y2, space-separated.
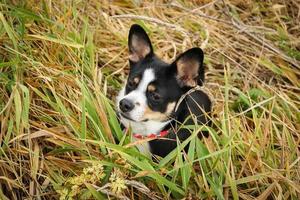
172 48 204 87
128 24 153 63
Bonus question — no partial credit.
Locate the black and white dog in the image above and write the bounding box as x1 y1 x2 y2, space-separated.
116 24 211 158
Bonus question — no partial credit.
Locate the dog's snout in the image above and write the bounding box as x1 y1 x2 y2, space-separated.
119 99 134 113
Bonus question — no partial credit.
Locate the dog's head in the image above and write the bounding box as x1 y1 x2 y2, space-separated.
116 24 205 135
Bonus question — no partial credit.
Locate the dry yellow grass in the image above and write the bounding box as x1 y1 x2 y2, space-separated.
0 0 300 199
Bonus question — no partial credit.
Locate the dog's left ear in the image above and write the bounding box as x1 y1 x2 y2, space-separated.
128 24 153 63
172 48 204 87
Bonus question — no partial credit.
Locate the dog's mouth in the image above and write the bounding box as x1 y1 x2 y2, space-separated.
119 112 149 123
120 112 136 121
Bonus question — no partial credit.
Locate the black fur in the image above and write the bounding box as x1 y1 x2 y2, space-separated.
150 90 211 157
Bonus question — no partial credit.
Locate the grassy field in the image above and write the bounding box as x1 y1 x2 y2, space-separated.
0 0 300 199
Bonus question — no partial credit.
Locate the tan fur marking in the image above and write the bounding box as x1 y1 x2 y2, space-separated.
133 77 140 84
147 84 156 92
142 102 176 121
177 58 199 87
166 102 176 115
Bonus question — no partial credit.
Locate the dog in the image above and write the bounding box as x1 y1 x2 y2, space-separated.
116 24 211 158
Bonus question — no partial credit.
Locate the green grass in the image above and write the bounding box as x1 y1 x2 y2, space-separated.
0 0 300 199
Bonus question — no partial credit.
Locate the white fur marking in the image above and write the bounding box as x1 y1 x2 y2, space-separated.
117 68 170 135
132 138 151 156
118 69 155 122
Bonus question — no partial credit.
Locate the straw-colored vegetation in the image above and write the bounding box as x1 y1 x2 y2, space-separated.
1 0 300 199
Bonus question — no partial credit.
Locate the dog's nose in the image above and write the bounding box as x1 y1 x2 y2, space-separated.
119 99 134 113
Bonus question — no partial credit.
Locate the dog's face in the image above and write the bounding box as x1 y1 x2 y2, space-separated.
116 24 205 135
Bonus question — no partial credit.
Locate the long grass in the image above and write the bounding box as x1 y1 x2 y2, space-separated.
0 0 300 199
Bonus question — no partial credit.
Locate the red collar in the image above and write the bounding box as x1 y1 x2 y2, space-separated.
133 130 169 139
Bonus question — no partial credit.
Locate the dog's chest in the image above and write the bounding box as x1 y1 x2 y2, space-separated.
130 120 169 156
132 137 152 156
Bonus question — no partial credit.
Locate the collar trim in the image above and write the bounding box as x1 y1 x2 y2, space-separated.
133 130 169 139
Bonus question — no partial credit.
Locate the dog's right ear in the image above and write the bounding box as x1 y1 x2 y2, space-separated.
128 24 153 63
